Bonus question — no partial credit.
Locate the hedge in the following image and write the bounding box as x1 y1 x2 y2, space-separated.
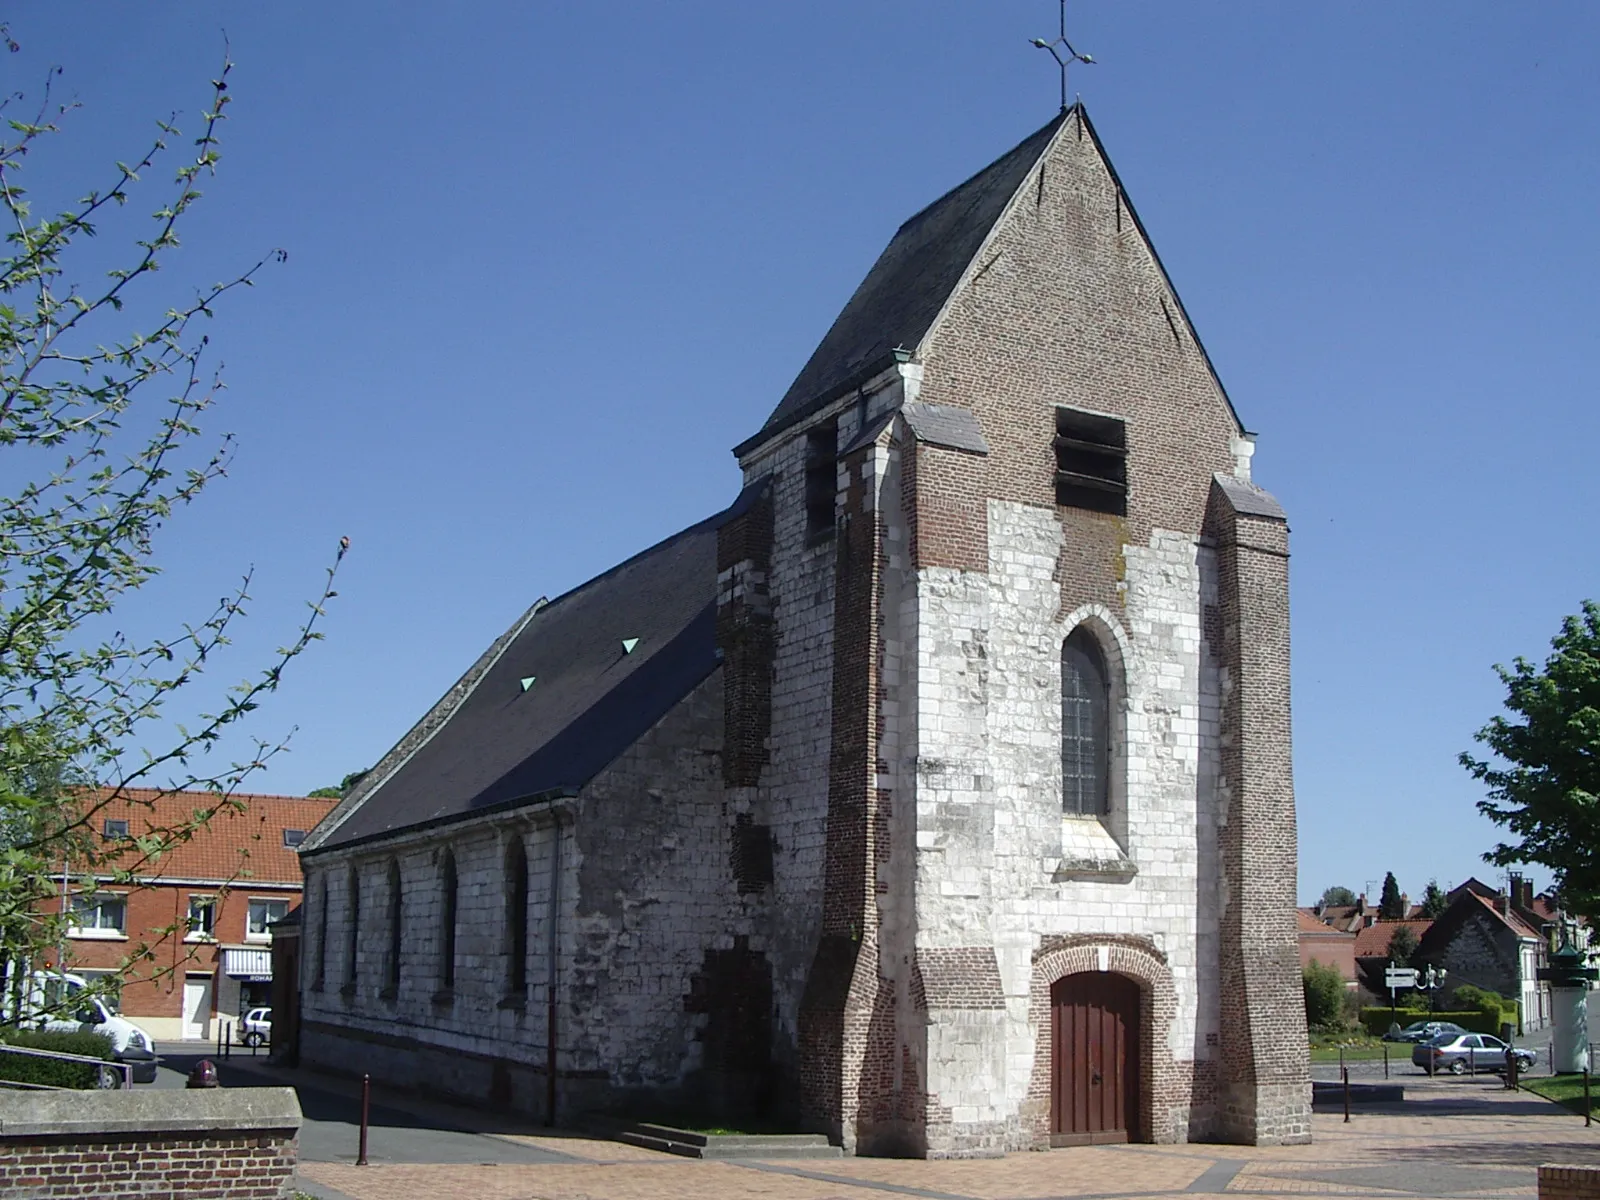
1359 1008 1515 1038
0 1028 118 1088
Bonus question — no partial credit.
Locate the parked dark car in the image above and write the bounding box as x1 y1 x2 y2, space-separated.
1413 1032 1536 1075
1384 1020 1468 1043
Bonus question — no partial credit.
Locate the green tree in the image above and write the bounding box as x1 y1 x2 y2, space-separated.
1379 871 1405 920
1318 885 1357 908
1386 923 1420 966
0 43 341 1010
1302 960 1347 1031
308 767 368 800
1419 879 1448 918
1463 602 1600 923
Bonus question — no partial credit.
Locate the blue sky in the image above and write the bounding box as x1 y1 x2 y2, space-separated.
9 4 1597 907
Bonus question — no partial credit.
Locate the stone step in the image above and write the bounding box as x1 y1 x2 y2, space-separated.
625 1122 834 1149
600 1119 843 1160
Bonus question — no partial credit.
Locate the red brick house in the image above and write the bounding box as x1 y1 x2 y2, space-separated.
1296 909 1356 985
42 789 335 1041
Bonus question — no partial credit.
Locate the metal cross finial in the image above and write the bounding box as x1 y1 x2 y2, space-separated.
1029 0 1095 113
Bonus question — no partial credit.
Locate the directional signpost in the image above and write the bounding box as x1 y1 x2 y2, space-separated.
1386 963 1419 1029
1386 967 1418 991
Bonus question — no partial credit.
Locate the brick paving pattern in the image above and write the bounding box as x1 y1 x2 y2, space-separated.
300 1083 1600 1200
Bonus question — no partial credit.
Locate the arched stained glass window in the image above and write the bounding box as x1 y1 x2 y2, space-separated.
440 849 458 990
506 838 529 998
1062 628 1110 816
386 859 403 994
313 874 328 991
345 864 360 988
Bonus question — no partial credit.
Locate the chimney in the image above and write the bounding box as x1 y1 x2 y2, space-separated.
1510 873 1533 911
1495 892 1509 915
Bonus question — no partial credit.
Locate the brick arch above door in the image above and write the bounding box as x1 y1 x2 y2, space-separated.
1025 935 1186 1146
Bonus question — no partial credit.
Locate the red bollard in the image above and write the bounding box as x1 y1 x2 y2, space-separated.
357 1073 371 1166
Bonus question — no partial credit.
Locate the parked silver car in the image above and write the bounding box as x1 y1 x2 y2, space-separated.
1413 1032 1535 1075
237 1006 272 1048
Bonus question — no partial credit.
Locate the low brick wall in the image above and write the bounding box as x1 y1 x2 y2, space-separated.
1540 1165 1600 1200
0 1087 301 1199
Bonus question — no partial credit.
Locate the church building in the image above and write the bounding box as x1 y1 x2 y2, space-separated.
298 104 1310 1156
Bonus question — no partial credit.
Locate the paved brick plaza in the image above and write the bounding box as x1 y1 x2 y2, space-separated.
299 1082 1600 1200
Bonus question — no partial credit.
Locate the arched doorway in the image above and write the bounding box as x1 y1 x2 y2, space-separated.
1050 972 1141 1145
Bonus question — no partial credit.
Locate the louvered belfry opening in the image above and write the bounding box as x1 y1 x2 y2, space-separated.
1054 407 1128 515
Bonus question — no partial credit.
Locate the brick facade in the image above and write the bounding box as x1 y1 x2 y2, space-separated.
1541 1166 1600 1200
0 1089 300 1200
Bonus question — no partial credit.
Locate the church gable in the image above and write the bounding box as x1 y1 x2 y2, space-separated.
913 106 1245 544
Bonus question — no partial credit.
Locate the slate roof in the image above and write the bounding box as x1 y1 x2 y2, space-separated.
739 113 1069 453
901 402 991 455
86 788 332 885
308 481 768 854
1212 474 1287 522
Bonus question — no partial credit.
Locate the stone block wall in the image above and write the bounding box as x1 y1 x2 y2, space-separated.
301 673 742 1120
0 1088 300 1200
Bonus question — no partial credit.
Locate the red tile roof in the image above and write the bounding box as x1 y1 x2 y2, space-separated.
1298 910 1353 935
79 788 335 886
1353 919 1432 959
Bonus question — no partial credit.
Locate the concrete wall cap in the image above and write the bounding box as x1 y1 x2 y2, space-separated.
0 1086 302 1138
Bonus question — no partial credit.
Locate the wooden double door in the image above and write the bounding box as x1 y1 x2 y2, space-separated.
1050 972 1141 1145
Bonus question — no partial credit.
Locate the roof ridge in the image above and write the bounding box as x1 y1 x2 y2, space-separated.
536 477 770 618
891 110 1071 233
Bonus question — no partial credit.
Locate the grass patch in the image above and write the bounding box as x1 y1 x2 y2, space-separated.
1308 1029 1420 1063
1309 1041 1415 1063
1521 1075 1599 1117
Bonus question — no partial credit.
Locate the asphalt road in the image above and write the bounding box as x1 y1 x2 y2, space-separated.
150 1043 581 1166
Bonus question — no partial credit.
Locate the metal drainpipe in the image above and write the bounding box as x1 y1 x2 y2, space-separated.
545 812 563 1126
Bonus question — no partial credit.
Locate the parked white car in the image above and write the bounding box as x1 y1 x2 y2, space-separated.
3 969 158 1084
238 1007 271 1048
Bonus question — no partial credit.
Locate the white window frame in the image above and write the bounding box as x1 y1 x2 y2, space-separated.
186 895 217 942
68 892 128 940
246 896 290 942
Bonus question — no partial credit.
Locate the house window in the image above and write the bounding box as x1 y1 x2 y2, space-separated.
440 850 458 991
1062 628 1111 816
1054 407 1127 515
70 893 127 936
804 422 837 538
283 829 306 848
313 874 328 991
247 897 289 940
186 896 216 940
102 818 129 840
506 837 528 999
385 859 402 995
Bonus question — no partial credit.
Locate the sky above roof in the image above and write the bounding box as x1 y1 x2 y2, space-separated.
10 3 1597 906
